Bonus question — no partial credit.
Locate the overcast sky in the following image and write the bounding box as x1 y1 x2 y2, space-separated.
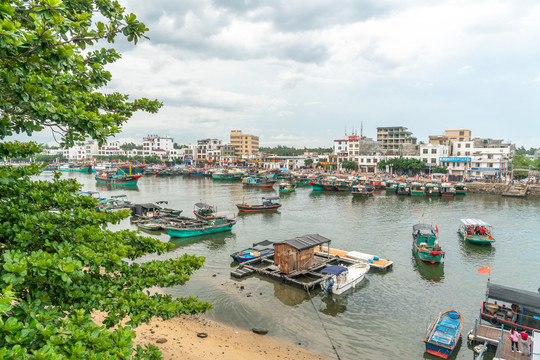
21 0 540 148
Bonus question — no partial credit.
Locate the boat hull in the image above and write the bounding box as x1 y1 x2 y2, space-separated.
310 182 325 191
424 310 463 359
236 204 281 212
58 166 91 172
232 248 274 262
413 244 444 263
95 174 141 186
458 228 495 244
164 221 236 238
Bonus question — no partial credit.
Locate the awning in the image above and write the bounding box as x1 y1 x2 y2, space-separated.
488 283 540 310
460 219 490 227
321 265 348 276
194 202 211 208
253 240 274 247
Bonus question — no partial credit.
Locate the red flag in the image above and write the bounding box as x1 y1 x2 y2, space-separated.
436 225 439 232
478 265 491 274
422 213 424 217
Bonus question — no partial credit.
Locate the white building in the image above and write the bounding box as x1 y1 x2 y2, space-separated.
142 135 173 156
419 144 449 168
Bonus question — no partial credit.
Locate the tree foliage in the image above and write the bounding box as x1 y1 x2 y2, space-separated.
0 1 210 359
431 166 448 174
120 142 143 151
377 157 426 174
260 145 332 156
511 154 532 170
341 160 358 171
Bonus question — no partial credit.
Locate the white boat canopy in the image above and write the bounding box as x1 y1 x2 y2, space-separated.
460 218 491 227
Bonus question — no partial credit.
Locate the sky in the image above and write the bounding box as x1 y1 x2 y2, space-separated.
17 0 540 148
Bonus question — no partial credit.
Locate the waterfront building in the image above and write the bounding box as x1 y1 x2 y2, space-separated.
230 130 259 157
445 129 471 142
142 135 173 156
376 126 418 155
420 144 449 171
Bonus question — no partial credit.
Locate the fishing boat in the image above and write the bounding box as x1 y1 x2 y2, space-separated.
424 309 463 359
457 219 495 245
412 224 445 263
479 282 540 333
58 163 92 172
334 179 352 192
95 172 142 186
439 183 455 197
320 262 370 295
212 171 244 181
351 184 373 196
193 202 221 220
385 180 398 192
137 220 162 231
397 182 410 196
163 217 237 238
321 177 337 191
410 182 425 197
425 183 440 196
454 182 467 195
242 176 277 188
309 179 325 191
96 195 132 212
236 196 281 212
231 240 275 262
278 182 296 193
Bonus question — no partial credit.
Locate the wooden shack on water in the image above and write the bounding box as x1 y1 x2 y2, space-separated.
273 234 331 274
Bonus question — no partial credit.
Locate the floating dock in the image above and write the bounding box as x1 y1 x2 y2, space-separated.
230 253 359 291
468 321 531 360
315 247 393 271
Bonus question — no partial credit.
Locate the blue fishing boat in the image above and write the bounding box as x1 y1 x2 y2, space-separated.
163 217 236 238
424 309 463 359
231 248 274 262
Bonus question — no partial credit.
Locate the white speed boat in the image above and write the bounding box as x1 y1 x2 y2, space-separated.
320 262 370 295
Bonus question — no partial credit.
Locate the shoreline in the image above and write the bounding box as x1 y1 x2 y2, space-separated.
93 312 332 360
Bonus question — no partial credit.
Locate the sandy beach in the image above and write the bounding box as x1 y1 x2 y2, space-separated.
93 312 332 360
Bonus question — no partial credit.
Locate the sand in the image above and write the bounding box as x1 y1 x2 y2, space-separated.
92 312 332 360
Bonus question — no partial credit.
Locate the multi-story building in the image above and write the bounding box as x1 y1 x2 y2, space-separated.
142 135 173 156
420 144 449 169
376 126 418 155
445 129 471 142
230 130 259 157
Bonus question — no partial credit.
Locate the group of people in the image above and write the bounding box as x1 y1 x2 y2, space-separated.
509 327 531 356
468 226 487 235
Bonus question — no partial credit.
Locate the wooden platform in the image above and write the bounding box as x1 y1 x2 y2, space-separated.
315 247 393 271
469 323 531 360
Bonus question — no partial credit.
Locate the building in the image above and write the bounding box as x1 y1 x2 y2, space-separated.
230 130 259 157
142 135 173 156
420 144 449 170
376 126 418 155
445 129 471 142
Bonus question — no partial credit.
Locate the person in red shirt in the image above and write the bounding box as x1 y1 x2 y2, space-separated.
520 331 530 356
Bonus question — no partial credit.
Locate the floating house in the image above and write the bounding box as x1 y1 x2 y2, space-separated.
273 234 331 274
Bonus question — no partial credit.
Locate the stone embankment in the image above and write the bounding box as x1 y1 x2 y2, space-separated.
466 182 540 197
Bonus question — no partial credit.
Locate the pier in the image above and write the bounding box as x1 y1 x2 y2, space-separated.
469 321 531 360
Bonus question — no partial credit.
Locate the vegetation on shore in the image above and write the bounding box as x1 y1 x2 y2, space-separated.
0 1 210 358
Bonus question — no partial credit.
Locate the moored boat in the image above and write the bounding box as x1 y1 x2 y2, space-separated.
212 171 244 181
163 217 237 238
397 182 410 196
385 180 398 192
309 179 325 191
137 221 162 231
334 178 353 191
242 176 277 188
231 241 275 262
351 184 373 196
458 218 495 245
58 163 92 172
425 183 440 196
439 183 455 197
278 182 296 193
454 182 467 195
193 202 221 220
424 309 463 359
236 196 281 212
320 262 370 295
412 224 444 263
95 172 141 186
410 182 425 196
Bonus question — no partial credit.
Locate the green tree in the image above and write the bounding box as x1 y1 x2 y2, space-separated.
0 1 210 359
341 160 358 171
432 166 448 174
304 158 314 167
511 155 532 170
120 142 143 151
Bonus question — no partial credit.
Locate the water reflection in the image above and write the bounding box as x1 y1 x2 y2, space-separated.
169 232 234 250
272 281 310 306
319 294 348 316
412 250 445 282
457 234 496 263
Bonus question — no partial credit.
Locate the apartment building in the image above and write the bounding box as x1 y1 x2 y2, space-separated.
142 135 173 156
230 130 259 157
445 129 471 142
376 126 418 155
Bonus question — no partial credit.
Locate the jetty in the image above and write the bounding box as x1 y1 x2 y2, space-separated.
468 320 532 360
315 247 393 271
502 183 529 198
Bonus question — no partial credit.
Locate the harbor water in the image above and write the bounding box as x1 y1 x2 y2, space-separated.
46 172 540 360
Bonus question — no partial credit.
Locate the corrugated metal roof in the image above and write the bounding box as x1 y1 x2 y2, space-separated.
274 234 332 251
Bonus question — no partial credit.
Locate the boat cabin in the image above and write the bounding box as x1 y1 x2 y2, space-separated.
481 282 540 333
130 203 162 218
194 202 215 216
413 224 439 247
459 218 492 237
262 196 280 206
273 234 331 274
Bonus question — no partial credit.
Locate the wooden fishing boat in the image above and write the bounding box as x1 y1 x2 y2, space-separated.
231 247 274 262
385 180 398 192
321 177 337 191
480 282 540 333
212 172 244 181
163 217 237 238
424 309 463 359
278 182 296 193
242 176 277 188
58 164 92 172
397 182 410 196
458 218 495 244
425 183 440 196
410 182 425 197
412 224 444 263
309 179 325 191
351 184 373 196
95 172 142 186
193 202 221 220
334 179 352 192
137 221 162 231
320 262 370 295
236 196 281 212
454 182 467 195
439 183 455 197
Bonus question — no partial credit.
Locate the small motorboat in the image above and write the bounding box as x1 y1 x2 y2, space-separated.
320 262 370 295
236 196 281 212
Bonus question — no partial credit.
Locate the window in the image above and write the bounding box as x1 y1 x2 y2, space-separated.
488 163 493 168
459 131 464 135
422 158 428 162
465 143 471 148
459 138 464 141
431 149 437 154
457 152 461 156
367 159 371 163
431 158 436 163
465 152 470 156
457 144 462 148
423 149 428 154
488 154 493 159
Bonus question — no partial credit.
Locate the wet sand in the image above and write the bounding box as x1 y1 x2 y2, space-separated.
93 312 332 360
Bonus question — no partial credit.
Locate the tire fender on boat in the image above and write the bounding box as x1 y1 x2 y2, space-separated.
490 316 499 325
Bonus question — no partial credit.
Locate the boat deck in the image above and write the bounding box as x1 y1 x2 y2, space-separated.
469 323 531 360
316 248 393 271
230 253 359 292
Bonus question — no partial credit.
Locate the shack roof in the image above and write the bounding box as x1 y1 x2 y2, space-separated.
488 283 540 310
321 265 348 276
274 234 331 251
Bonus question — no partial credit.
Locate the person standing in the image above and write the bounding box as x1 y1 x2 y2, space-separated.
509 327 520 352
520 330 530 356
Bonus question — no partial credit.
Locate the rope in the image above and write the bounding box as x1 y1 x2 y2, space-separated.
306 288 342 360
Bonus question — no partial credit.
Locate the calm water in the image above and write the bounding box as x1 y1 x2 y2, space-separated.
46 172 540 360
